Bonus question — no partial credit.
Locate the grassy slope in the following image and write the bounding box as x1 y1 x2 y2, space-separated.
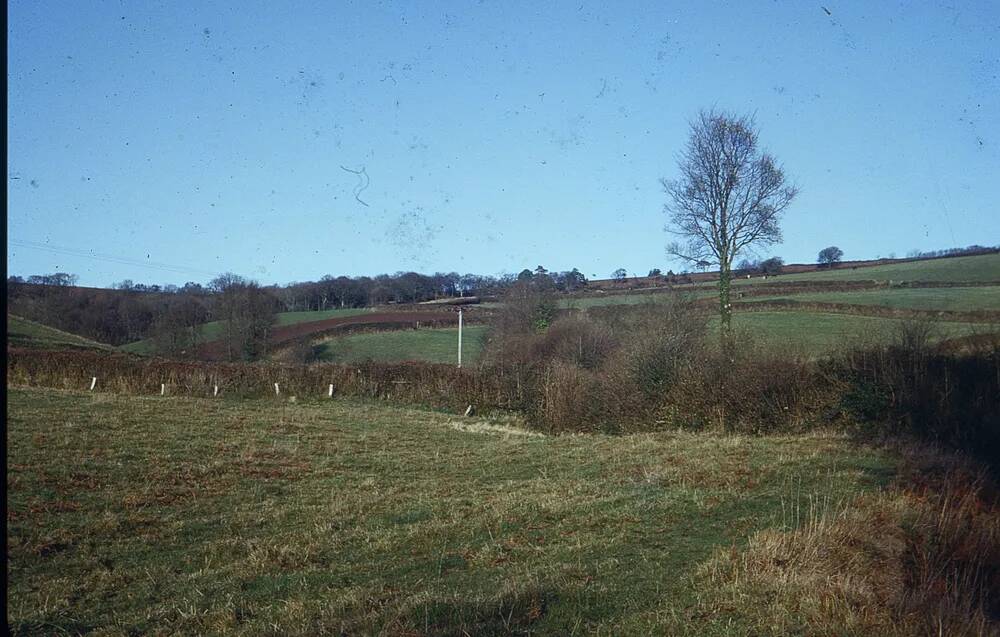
734 252 1000 285
745 286 1000 312
313 325 488 364
121 308 373 355
7 314 113 351
7 388 894 634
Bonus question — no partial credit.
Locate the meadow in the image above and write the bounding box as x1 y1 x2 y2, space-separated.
7 387 897 635
310 325 487 365
720 311 993 354
744 285 1000 312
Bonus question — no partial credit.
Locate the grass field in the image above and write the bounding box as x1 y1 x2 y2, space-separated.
7 388 895 634
121 308 373 355
299 313 990 364
720 311 991 354
311 325 488 364
745 286 1000 312
7 315 114 351
559 290 714 309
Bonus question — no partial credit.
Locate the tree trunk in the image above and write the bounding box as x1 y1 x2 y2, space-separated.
718 263 733 343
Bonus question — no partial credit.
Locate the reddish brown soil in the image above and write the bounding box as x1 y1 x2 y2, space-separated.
197 311 458 360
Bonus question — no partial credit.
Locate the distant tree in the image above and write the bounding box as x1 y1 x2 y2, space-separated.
517 268 534 282
559 268 587 292
817 246 844 268
663 109 798 338
648 268 662 278
209 273 277 361
759 257 784 275
612 268 628 281
735 258 758 275
150 296 208 358
495 275 557 335
28 272 78 287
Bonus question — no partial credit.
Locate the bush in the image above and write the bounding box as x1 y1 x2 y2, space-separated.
832 325 1000 469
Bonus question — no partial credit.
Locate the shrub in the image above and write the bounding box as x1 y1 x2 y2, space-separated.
832 326 1000 469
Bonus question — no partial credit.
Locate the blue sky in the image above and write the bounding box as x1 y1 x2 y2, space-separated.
7 1 999 287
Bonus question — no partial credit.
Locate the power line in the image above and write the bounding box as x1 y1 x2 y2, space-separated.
9 239 220 278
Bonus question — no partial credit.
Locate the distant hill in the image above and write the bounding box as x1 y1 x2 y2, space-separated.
590 251 1000 290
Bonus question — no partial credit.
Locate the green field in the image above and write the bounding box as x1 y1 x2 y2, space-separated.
7 314 113 351
559 290 714 309
312 325 488 364
7 388 894 634
745 285 1000 312
303 313 991 364
720 311 990 354
121 308 373 355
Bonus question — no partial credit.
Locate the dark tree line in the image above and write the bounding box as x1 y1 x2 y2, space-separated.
6 267 589 356
735 256 785 276
7 277 214 348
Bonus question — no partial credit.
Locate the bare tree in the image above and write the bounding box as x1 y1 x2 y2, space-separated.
663 109 798 336
209 273 277 361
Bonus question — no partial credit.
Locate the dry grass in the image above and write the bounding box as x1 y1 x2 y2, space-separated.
689 446 1000 636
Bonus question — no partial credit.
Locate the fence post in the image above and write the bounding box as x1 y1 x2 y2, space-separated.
89 377 97 391
213 385 219 397
274 383 280 396
328 383 334 398
457 308 463 368
161 383 166 396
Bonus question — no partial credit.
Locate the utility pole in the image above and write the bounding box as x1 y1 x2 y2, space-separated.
457 308 463 368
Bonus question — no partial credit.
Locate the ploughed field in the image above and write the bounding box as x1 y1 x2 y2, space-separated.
7 388 894 634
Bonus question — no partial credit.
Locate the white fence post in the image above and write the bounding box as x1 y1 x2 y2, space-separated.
213 385 219 397
89 377 97 391
457 308 463 368
161 383 166 396
328 383 334 398
274 383 280 396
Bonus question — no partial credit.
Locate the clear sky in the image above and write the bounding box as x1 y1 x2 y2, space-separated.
7 1 999 287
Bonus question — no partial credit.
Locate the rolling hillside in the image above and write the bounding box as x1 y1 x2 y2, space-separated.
7 314 114 352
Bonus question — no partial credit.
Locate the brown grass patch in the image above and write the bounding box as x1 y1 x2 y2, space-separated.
691 447 1000 635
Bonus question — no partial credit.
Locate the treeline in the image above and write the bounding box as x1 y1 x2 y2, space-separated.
905 244 998 260
5 266 589 353
277 267 587 311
